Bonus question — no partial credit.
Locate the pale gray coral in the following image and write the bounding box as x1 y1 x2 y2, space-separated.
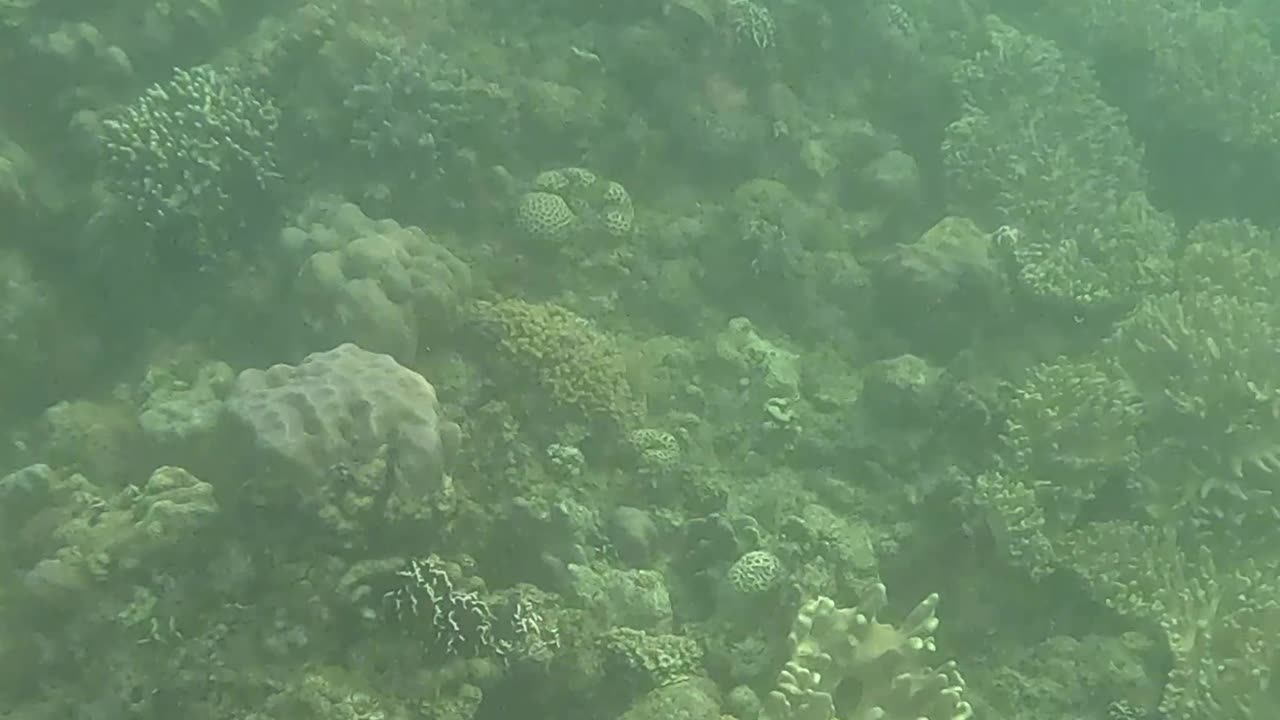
225 343 460 529
283 199 472 361
137 350 235 467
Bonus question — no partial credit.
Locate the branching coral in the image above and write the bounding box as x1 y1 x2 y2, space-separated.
468 298 643 431
1109 291 1280 517
99 64 280 264
1067 522 1280 720
1001 361 1143 526
345 39 514 185
762 583 972 720
943 17 1175 316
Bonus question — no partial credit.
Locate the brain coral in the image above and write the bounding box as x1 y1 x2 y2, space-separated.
516 167 634 244
469 298 642 429
226 344 459 513
516 191 577 242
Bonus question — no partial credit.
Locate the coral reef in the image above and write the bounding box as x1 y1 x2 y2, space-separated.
8 1 1280 719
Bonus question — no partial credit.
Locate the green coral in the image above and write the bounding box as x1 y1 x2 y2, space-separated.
99 64 280 264
628 428 681 476
1110 291 1280 517
469 298 643 429
602 627 704 692
1067 522 1280 720
943 17 1174 316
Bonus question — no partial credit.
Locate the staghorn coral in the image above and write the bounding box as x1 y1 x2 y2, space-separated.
726 0 776 50
468 298 643 430
959 360 1141 577
1175 220 1280 303
762 583 972 720
1002 361 1143 526
1067 522 1280 720
98 64 280 264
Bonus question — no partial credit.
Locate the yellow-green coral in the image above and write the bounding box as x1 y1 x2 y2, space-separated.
1067 522 1280 720
763 583 972 720
470 298 642 427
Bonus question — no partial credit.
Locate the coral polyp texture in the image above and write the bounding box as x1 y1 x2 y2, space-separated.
225 343 459 532
516 167 635 245
469 298 642 430
98 64 280 263
762 583 972 720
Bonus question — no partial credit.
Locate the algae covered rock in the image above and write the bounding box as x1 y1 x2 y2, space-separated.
874 216 1005 357
0 464 219 605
